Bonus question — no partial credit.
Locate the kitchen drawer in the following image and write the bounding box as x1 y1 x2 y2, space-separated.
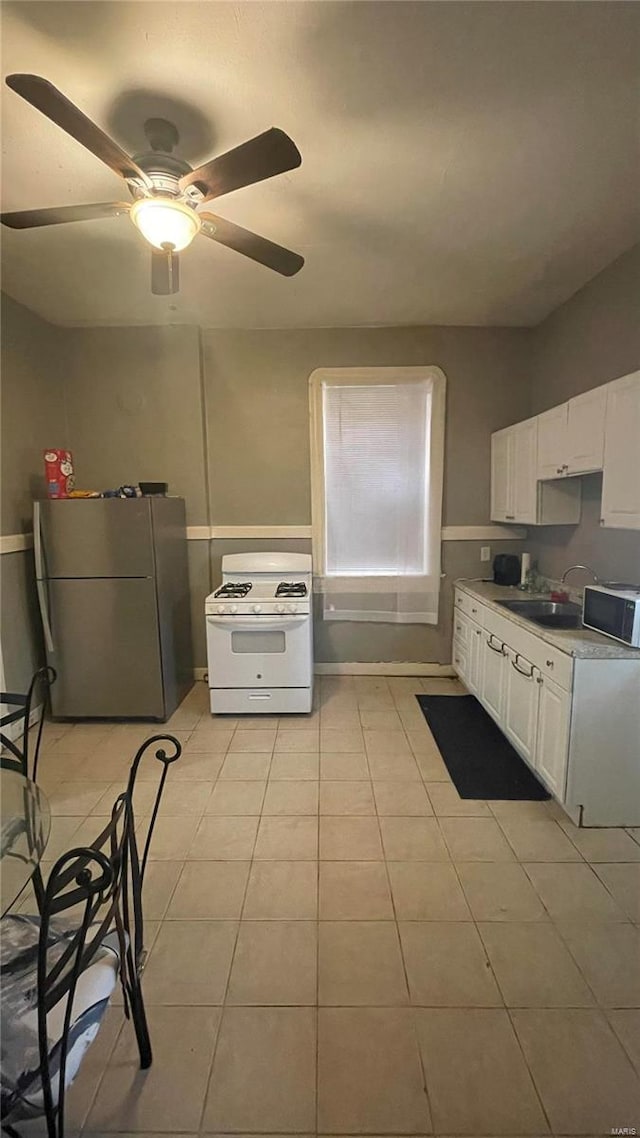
534 641 573 690
482 600 574 691
453 610 470 648
454 589 485 623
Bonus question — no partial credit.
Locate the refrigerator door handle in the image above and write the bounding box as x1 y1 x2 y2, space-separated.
34 501 54 653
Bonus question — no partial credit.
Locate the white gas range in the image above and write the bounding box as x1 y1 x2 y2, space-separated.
205 552 313 715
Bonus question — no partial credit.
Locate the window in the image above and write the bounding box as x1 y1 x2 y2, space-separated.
310 367 446 624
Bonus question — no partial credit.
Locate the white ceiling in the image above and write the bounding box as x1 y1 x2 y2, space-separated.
1 1 639 328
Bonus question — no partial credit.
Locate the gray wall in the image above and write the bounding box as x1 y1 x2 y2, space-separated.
0 294 69 689
203 327 532 527
63 325 206 525
203 326 532 663
3 242 638 674
1 294 69 534
528 244 640 583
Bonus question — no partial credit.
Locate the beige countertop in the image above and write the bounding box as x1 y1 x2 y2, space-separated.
455 579 640 661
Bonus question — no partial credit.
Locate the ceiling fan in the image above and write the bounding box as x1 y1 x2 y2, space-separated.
1 74 304 294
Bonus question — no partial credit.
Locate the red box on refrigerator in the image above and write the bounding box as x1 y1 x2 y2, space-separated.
43 449 75 498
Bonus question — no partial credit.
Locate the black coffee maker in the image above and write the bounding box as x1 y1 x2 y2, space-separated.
493 553 521 586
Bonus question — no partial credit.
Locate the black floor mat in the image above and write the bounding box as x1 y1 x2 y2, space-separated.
416 693 550 800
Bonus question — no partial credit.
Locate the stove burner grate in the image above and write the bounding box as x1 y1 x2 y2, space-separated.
276 581 308 598
214 582 252 599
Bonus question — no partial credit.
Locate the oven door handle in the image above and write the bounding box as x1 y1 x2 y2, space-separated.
207 615 308 631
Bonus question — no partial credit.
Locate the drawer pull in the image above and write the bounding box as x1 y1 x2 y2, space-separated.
505 514 515 520
536 676 544 684
471 607 478 614
556 467 563 474
511 654 534 679
476 628 481 635
486 635 506 655
456 623 462 632
545 659 554 669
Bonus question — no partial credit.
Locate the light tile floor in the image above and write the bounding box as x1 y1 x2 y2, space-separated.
14 674 640 1136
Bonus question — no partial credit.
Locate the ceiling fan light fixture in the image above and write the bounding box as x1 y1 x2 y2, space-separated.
130 197 201 252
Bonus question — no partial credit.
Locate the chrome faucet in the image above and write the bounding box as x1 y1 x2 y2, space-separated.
560 564 599 585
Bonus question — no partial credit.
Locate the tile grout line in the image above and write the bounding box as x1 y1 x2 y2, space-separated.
194 738 276 1136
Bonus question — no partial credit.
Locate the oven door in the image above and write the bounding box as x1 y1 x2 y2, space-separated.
207 614 312 688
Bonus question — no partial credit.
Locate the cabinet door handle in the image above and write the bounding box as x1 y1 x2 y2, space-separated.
545 659 554 669
511 654 534 679
486 635 506 655
475 628 481 636
471 607 478 614
562 463 569 470
456 623 463 632
505 514 515 520
536 675 544 685
556 467 563 474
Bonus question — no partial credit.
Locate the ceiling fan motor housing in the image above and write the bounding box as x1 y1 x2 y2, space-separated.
130 149 200 203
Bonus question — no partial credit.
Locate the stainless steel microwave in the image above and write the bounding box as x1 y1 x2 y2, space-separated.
583 585 640 648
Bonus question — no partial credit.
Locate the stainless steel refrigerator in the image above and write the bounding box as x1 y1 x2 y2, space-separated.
34 497 193 720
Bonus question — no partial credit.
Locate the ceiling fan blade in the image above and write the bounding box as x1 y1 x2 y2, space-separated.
199 213 304 277
151 249 180 295
1 202 129 229
179 128 301 202
5 75 152 188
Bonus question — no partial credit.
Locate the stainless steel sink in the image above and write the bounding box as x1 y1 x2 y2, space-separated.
497 599 582 629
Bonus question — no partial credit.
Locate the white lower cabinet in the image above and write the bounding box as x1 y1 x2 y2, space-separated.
503 649 539 768
535 673 571 799
454 586 571 799
467 618 484 695
452 586 640 825
452 611 483 695
481 633 506 721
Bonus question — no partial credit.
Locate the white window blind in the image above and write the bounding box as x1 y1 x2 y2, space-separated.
310 367 446 625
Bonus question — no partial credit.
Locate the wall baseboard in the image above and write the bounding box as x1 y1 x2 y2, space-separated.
0 534 33 554
185 523 526 543
314 662 455 676
194 663 455 680
186 525 312 540
1 525 525 555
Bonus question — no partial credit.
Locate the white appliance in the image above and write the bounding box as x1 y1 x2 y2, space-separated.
205 552 313 714
582 583 640 648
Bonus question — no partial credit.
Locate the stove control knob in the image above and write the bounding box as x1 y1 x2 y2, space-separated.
275 604 286 614
287 603 298 613
218 604 227 614
230 605 238 614
252 604 262 613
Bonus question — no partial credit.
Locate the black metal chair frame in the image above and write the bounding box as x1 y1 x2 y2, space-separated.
0 733 182 1138
0 666 57 780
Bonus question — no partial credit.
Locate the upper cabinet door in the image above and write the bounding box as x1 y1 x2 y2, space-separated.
512 419 538 524
490 428 513 521
537 403 568 480
565 386 606 475
601 371 640 530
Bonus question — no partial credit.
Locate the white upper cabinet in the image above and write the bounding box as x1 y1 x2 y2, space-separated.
491 371 637 529
490 428 513 522
537 403 569 479
601 371 640 530
491 417 580 526
565 386 606 475
491 419 536 523
512 418 538 523
537 385 606 479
